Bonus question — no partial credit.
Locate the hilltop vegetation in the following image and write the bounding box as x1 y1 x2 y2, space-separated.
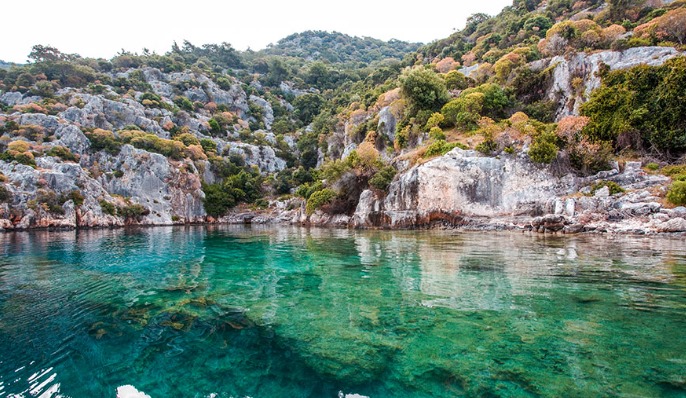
260 31 421 64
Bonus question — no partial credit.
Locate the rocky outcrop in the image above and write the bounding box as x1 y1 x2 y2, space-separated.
0 63 295 230
0 143 207 230
531 46 682 120
348 151 686 234
353 148 577 228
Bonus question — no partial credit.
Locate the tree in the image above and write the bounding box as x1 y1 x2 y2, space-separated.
399 68 449 114
28 45 65 63
293 94 325 126
465 13 491 34
444 70 470 90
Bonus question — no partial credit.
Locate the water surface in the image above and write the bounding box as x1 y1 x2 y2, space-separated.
0 226 685 397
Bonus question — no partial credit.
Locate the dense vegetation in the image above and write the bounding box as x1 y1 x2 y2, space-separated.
260 31 421 65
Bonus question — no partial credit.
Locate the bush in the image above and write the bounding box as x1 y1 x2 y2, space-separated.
173 96 194 112
591 180 625 196
200 138 217 154
64 190 84 206
661 164 686 176
47 145 79 162
569 139 613 176
444 70 471 90
207 118 222 135
1 145 36 166
202 169 263 217
202 182 236 217
296 181 324 200
35 189 64 214
429 127 446 141
99 200 116 216
475 139 497 154
369 165 397 191
441 93 484 130
666 181 686 205
174 133 200 146
87 129 122 154
424 140 465 158
399 68 449 113
581 57 686 155
306 188 337 215
117 203 150 219
529 132 559 164
645 162 659 171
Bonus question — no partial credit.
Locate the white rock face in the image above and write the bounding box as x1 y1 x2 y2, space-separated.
364 149 577 227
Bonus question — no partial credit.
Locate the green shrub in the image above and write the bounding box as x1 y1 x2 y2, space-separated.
529 133 558 164
399 68 449 113
202 182 235 217
475 139 497 155
306 188 337 215
441 93 484 130
86 129 122 154
64 190 84 206
207 118 222 135
173 132 200 146
661 164 686 177
99 200 117 216
424 140 464 158
444 70 470 90
590 180 625 196
369 165 397 191
296 181 324 199
1 148 36 166
568 140 613 176
200 138 217 154
202 169 263 217
645 162 659 171
47 145 79 162
35 189 64 214
173 96 194 112
666 181 686 205
429 127 446 141
117 203 150 219
581 57 686 155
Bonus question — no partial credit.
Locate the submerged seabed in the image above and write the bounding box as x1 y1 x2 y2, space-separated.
0 226 685 397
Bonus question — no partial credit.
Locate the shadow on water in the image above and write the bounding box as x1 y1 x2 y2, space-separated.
0 226 685 397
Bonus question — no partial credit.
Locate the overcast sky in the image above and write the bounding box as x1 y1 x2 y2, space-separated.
2 0 513 63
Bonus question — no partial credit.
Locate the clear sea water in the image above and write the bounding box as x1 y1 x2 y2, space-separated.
0 226 685 398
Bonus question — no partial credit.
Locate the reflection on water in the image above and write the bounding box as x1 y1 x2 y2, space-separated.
0 226 685 397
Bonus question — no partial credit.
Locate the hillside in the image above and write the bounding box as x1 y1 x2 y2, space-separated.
260 30 421 64
0 0 685 233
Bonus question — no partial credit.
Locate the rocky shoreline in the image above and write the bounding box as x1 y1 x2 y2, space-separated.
6 148 684 236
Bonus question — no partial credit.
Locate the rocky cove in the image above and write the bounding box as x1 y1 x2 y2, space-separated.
1 46 685 235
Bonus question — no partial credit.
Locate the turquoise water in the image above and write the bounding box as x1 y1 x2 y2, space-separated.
0 226 685 397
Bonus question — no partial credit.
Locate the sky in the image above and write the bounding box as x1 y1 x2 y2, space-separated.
2 0 513 63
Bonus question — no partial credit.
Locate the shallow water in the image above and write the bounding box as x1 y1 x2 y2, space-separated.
0 226 685 397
